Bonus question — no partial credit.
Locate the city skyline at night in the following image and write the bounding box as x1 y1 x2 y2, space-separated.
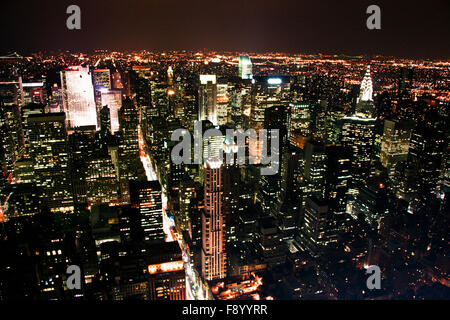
0 1 448 312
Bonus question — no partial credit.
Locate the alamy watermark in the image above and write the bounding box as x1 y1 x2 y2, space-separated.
170 121 280 175
66 5 81 30
366 5 381 30
66 265 81 290
365 265 381 290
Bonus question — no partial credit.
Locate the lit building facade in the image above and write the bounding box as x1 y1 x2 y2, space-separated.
201 160 227 281
60 66 97 130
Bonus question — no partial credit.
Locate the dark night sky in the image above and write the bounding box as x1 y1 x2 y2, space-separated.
1 0 449 58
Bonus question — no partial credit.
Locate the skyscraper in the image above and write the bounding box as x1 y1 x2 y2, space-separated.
93 69 111 90
100 89 122 134
358 65 373 103
199 75 218 125
201 159 227 281
238 55 253 80
0 103 24 179
27 113 73 212
355 65 376 118
298 197 329 257
130 180 165 243
340 115 376 191
60 66 97 130
380 119 414 177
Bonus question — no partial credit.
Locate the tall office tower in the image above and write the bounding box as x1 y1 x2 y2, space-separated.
150 81 169 118
298 197 329 257
324 145 352 236
229 81 252 128
21 104 45 147
250 76 291 163
404 122 446 209
86 152 120 207
380 119 414 177
264 105 291 177
60 66 97 130
290 103 311 136
257 217 287 268
258 174 283 215
100 89 122 133
238 55 253 80
147 242 186 300
27 113 73 212
99 105 111 132
68 129 95 207
310 100 328 142
183 84 198 131
354 178 388 225
0 104 24 178
118 98 141 202
197 120 224 162
303 141 327 199
222 160 240 245
199 75 218 125
251 76 291 130
130 180 165 243
93 69 111 90
340 115 376 191
355 65 376 118
201 160 227 281
216 84 229 125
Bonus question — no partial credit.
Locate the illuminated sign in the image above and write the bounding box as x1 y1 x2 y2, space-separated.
267 78 282 85
148 261 184 274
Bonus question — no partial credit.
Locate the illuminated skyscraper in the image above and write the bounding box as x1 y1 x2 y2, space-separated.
201 160 227 281
298 197 329 257
238 55 253 80
250 76 291 163
93 69 111 90
60 66 97 130
341 115 376 191
199 75 217 125
380 119 414 177
130 180 165 243
118 98 142 202
355 65 375 118
0 103 24 179
86 152 120 206
27 113 73 212
216 84 230 126
100 89 122 133
357 65 373 103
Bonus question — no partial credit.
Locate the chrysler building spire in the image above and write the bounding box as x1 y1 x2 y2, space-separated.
358 65 373 102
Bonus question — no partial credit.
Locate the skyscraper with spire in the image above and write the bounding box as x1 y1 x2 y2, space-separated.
355 65 375 118
341 65 377 200
358 65 373 103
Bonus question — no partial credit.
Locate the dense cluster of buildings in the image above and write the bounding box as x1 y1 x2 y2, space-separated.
0 51 448 300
